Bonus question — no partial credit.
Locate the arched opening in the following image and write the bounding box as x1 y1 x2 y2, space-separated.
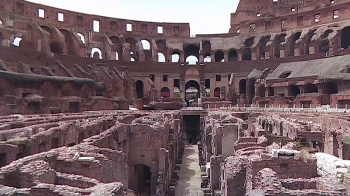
259 36 270 58
289 32 301 56
305 29 317 54
134 164 151 195
141 39 151 50
214 51 225 62
62 83 77 97
319 39 330 53
0 20 2 25
244 37 255 47
91 48 102 59
135 80 144 99
115 52 119 60
40 25 52 36
288 85 300 97
214 87 220 98
239 79 247 95
341 27 350 49
77 33 85 44
184 44 199 62
185 80 200 103
171 50 180 63
12 37 22 47
304 84 318 93
161 87 170 98
228 49 238 61
50 42 63 54
274 34 286 58
204 53 211 62
324 82 338 94
242 48 252 61
158 53 165 62
186 55 198 65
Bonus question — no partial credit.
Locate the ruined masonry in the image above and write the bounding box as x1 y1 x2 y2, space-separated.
1 0 350 195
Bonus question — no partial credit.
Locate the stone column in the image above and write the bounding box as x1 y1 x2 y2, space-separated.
210 155 222 191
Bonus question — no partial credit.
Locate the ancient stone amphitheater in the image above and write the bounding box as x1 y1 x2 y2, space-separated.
1 0 350 195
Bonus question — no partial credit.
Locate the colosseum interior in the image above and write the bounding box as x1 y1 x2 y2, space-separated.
1 0 350 195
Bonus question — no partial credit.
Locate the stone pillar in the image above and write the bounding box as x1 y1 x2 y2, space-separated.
224 51 229 62
151 172 158 196
280 49 285 58
222 124 239 159
294 48 300 56
309 46 315 54
210 155 222 191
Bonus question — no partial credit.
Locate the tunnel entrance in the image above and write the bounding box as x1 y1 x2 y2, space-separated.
134 164 151 195
183 115 200 144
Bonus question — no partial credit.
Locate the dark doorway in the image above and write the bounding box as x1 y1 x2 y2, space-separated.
69 102 80 113
50 41 63 54
341 26 350 49
134 164 152 195
28 102 41 114
333 134 339 157
135 80 144 99
185 80 200 103
52 137 59 148
0 153 7 167
183 115 200 144
289 85 300 97
239 79 247 96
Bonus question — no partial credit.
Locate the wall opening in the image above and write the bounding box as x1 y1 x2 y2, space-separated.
69 102 80 113
242 48 252 60
324 82 338 94
135 80 144 99
91 48 102 59
77 33 85 44
185 80 200 103
0 153 7 167
50 42 63 54
184 44 199 62
288 85 300 97
58 13 64 22
214 51 225 62
274 34 286 58
214 87 220 98
304 84 318 93
157 26 163 34
183 115 200 144
38 9 45 18
161 87 170 98
158 53 165 62
141 39 151 50
267 87 274 96
228 50 238 61
126 23 132 32
186 55 198 65
134 164 151 194
204 53 211 62
12 37 22 47
171 50 180 63
93 20 100 32
239 79 247 95
341 26 350 49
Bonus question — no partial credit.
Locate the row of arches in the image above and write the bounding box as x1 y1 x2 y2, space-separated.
135 80 224 100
